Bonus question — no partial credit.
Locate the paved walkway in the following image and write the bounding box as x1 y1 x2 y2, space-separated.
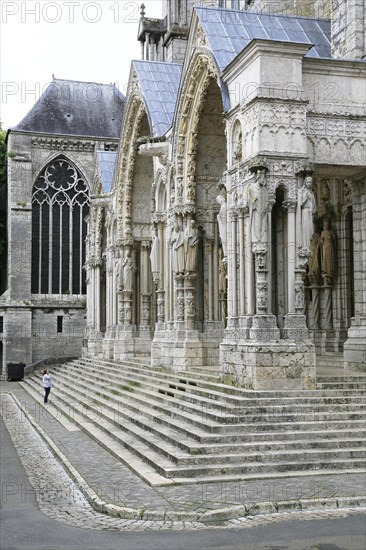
1 379 365 531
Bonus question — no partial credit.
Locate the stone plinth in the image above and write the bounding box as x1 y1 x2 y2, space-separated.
151 329 204 371
220 340 316 390
344 317 366 372
249 315 280 341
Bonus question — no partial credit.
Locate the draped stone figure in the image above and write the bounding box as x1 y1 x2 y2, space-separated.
150 227 160 278
117 256 124 291
308 232 321 283
170 219 185 274
184 219 198 272
216 195 227 257
248 169 268 244
122 253 133 291
298 176 316 250
320 220 336 279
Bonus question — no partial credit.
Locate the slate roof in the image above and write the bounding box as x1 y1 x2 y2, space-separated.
13 79 125 138
195 7 332 72
96 151 117 193
132 61 182 136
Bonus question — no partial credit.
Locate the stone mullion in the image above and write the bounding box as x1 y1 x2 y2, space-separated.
38 204 43 294
68 203 73 293
48 200 53 294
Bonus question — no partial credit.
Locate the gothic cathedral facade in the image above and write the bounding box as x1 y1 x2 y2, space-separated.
1 0 365 386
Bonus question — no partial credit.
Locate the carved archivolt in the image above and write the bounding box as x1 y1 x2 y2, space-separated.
115 90 148 242
173 51 222 206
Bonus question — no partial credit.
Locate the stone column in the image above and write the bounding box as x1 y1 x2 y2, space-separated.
213 227 219 321
175 274 185 327
245 208 255 315
140 241 151 327
95 265 101 333
286 201 296 314
184 273 196 331
227 210 238 327
156 289 165 326
207 239 214 321
238 208 245 316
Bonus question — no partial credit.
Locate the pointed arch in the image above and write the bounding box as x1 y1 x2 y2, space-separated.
115 92 150 242
173 51 227 204
31 155 90 295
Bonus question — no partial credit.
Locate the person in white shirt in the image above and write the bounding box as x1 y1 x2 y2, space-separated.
43 369 52 404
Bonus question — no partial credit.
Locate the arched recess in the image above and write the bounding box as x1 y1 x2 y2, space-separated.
116 96 151 240
271 184 288 327
174 53 227 330
31 155 90 295
115 91 154 329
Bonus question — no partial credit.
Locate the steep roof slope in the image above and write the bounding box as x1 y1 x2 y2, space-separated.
195 6 331 71
13 78 125 138
132 61 182 136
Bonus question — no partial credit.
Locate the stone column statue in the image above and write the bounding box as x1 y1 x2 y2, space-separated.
150 227 160 279
216 195 227 257
170 219 185 274
184 219 198 272
320 220 336 281
122 252 133 291
247 169 268 244
308 232 321 284
117 255 124 291
298 176 316 250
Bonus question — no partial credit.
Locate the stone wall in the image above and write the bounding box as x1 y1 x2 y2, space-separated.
332 0 366 59
1 130 117 371
249 0 331 18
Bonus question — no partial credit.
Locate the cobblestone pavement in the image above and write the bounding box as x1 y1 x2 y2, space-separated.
1 385 365 532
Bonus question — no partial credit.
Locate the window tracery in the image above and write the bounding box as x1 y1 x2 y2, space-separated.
31 156 90 294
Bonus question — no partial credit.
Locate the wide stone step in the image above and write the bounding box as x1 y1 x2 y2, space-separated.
55 363 366 432
22 355 366 484
21 376 366 480
61 361 366 422
77 358 366 406
27 370 366 443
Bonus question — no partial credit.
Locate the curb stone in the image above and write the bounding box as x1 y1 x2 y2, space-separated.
8 392 366 524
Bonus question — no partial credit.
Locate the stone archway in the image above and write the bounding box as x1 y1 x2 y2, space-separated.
151 53 228 370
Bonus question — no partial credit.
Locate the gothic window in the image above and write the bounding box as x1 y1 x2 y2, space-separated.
31 156 90 295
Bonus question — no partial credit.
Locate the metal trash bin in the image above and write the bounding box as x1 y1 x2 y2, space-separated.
7 363 25 381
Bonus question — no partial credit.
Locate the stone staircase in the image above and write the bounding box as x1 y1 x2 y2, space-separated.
21 356 366 486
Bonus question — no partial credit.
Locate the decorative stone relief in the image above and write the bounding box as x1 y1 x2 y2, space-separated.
216 194 228 257
31 137 96 151
184 219 198 273
247 169 269 245
298 176 316 252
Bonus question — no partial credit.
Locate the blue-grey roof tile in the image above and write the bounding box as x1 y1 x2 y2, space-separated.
132 61 182 136
195 7 331 71
14 79 125 137
96 151 117 193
